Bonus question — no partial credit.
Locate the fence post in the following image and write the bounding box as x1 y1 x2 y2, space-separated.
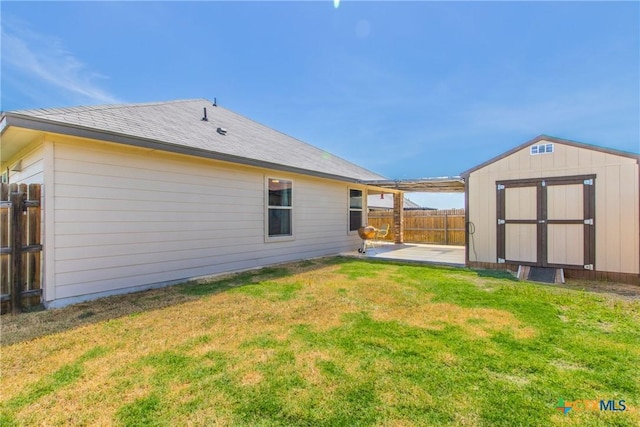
11 191 25 314
444 212 448 245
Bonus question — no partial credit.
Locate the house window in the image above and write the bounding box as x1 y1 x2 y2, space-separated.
267 178 293 238
530 143 554 155
349 189 363 231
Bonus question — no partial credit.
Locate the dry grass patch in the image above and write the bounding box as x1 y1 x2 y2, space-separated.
239 371 263 386
436 351 458 366
550 359 589 372
356 281 537 339
447 272 507 291
372 301 538 339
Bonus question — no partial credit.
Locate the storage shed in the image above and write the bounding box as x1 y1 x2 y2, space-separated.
461 135 640 284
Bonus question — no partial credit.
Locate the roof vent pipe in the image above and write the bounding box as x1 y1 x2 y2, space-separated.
213 98 217 107
202 107 208 121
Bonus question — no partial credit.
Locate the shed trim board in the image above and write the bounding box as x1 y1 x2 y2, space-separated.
496 174 596 270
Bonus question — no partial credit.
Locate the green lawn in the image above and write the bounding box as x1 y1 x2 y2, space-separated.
1 258 639 426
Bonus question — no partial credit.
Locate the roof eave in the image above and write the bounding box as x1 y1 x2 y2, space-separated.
1 113 374 184
0 114 10 135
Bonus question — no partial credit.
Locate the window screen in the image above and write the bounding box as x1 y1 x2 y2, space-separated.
268 179 293 237
349 189 363 231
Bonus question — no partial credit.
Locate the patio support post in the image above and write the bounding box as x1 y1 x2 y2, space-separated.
393 191 404 244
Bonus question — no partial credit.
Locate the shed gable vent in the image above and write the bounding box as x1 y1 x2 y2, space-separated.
530 143 554 155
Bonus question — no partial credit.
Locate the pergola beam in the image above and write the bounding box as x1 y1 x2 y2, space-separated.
360 177 465 193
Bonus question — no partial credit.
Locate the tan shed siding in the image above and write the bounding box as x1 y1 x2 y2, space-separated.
505 224 537 263
547 224 583 266
602 165 620 272
547 184 583 219
51 137 361 301
467 172 496 263
468 139 639 274
505 187 536 220
604 162 639 274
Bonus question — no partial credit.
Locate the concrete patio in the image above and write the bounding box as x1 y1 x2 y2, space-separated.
342 243 465 267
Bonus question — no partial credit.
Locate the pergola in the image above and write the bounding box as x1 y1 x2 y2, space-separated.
360 177 465 193
359 177 466 244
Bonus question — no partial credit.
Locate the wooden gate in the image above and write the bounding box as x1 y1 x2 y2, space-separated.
1 183 43 314
496 175 596 269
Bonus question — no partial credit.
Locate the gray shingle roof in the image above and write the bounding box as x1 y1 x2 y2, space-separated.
6 98 386 181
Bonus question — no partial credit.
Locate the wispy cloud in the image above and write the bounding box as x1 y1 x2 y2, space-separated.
1 17 122 107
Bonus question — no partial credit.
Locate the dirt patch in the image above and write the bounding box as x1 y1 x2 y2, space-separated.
557 279 640 300
455 270 640 301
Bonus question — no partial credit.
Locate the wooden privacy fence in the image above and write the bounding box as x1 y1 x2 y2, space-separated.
368 209 465 246
1 183 43 314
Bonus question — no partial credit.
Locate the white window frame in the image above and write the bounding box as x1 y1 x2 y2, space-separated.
265 177 295 242
530 143 554 155
348 187 364 234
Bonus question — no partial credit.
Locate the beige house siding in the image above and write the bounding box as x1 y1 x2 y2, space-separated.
3 134 369 307
466 139 639 275
46 136 367 304
2 140 45 185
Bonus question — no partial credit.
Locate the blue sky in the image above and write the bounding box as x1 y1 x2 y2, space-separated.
2 1 639 208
